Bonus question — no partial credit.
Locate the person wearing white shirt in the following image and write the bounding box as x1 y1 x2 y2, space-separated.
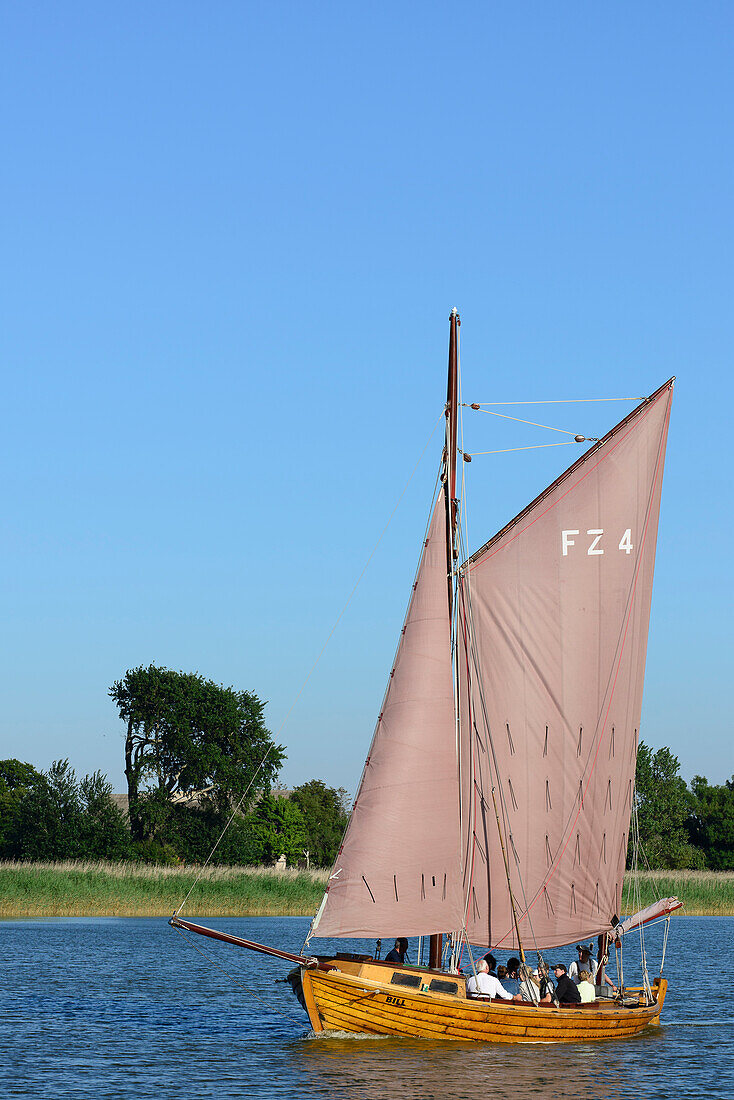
466 959 521 1000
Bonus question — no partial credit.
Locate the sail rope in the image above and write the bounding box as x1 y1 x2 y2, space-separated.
175 411 446 919
467 397 644 406
172 925 302 1021
464 406 597 437
465 441 579 457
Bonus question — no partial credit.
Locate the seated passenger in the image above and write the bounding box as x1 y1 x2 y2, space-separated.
577 969 596 1003
467 959 523 1001
518 966 542 1003
536 962 554 1004
482 952 498 976
551 963 582 1004
385 938 409 965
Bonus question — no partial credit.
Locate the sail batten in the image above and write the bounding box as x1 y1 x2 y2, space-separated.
458 382 674 950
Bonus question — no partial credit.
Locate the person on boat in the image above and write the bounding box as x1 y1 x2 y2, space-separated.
481 952 498 976
385 938 409 965
518 967 542 1004
467 959 523 1001
576 969 596 1003
551 963 582 1004
569 944 596 984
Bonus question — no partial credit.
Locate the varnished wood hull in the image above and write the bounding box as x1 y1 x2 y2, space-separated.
300 967 667 1043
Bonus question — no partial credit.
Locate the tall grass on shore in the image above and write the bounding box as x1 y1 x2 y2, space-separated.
630 870 734 915
1 863 732 919
0 861 328 918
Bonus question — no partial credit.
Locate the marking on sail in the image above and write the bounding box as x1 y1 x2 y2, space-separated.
471 888 481 920
393 875 399 902
577 727 583 756
543 887 555 917
631 727 638 762
443 873 447 900
362 876 376 903
570 883 577 915
421 874 425 900
578 779 584 809
543 726 548 757
506 723 515 755
605 779 613 811
432 875 436 887
601 833 607 864
508 777 518 811
545 834 553 867
609 726 615 758
545 780 552 811
509 834 520 865
626 779 632 807
573 832 581 867
592 882 600 913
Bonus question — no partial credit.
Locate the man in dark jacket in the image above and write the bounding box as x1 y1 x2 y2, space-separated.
551 963 581 1004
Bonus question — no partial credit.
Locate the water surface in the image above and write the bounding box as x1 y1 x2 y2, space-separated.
1 915 731 1098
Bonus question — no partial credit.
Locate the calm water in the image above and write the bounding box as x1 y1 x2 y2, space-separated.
1 915 731 1099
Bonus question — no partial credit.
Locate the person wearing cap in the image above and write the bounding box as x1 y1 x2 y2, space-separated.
569 943 596 984
551 962 581 1004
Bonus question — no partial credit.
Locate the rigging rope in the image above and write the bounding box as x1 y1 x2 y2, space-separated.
466 406 595 437
173 925 303 1022
467 398 643 406
176 410 446 918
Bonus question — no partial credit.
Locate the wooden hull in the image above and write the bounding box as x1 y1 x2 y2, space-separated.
299 965 667 1043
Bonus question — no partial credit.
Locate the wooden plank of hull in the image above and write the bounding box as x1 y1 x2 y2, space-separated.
301 969 665 1043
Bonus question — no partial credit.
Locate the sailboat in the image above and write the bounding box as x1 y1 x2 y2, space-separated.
172 310 682 1042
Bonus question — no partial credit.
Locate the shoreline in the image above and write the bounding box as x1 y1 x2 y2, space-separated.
1 862 732 919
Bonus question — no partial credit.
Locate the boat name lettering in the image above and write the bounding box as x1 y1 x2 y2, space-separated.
385 995 405 1006
561 529 634 557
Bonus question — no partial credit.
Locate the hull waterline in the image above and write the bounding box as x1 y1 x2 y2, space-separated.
297 962 667 1043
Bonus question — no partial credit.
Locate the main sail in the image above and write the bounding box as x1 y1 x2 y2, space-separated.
311 497 464 938
457 381 674 951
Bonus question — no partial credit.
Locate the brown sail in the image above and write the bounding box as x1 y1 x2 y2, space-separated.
311 497 464 939
457 381 674 950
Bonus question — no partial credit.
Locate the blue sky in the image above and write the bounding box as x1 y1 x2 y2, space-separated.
1 2 731 795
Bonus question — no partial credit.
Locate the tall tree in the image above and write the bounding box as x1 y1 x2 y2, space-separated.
632 742 704 869
688 776 734 870
289 780 350 867
109 664 284 840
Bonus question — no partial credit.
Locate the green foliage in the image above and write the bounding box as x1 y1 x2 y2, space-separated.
241 795 308 865
0 759 131 861
632 743 705 869
289 780 350 867
109 664 284 840
687 776 734 870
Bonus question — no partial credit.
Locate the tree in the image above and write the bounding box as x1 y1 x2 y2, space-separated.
0 760 50 857
242 795 308 865
632 742 704 869
687 776 734 870
77 771 132 860
289 780 350 867
109 665 284 840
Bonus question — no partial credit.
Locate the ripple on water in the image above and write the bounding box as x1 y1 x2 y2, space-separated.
0 915 732 1099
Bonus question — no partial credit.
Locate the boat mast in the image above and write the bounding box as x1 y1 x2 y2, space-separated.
429 307 460 971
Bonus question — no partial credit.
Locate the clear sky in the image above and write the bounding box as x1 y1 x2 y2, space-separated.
1 3 731 796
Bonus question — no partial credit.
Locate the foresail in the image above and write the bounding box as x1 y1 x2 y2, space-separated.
311 498 463 939
458 381 674 951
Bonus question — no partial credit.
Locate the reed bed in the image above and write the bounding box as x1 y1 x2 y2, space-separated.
0 861 328 918
0 863 732 919
630 870 734 915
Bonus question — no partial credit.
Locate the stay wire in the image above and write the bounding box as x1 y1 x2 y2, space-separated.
176 409 446 918
173 926 302 1022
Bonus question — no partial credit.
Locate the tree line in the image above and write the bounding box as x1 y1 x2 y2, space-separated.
1 664 732 869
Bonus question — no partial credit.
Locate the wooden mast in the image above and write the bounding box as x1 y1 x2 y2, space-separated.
429 307 460 971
